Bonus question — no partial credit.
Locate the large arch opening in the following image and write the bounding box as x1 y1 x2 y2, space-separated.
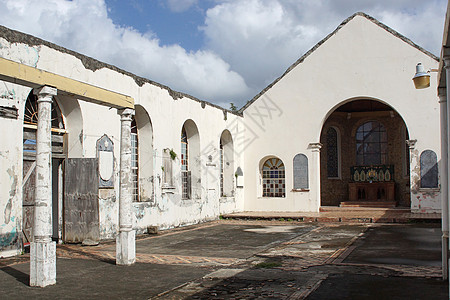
319 99 410 207
22 91 67 244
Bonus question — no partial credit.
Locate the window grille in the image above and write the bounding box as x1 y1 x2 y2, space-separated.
181 128 190 199
131 119 139 201
356 121 387 166
220 141 224 196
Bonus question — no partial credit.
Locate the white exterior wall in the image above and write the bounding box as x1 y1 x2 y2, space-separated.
243 15 440 212
0 32 244 254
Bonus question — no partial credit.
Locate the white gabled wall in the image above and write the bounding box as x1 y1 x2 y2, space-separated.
243 15 440 212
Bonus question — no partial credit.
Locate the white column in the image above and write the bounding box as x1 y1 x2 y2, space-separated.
309 143 322 212
444 56 450 282
116 108 136 265
439 87 449 280
30 86 57 287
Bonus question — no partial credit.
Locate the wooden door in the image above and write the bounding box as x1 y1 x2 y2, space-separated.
63 158 99 243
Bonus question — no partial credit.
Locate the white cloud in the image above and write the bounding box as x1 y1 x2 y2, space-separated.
0 0 446 108
201 0 446 105
0 0 250 103
167 0 198 13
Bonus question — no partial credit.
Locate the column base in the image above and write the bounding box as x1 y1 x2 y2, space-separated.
116 230 136 265
30 241 56 287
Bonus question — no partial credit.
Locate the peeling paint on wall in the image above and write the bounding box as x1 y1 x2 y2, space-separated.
5 167 17 225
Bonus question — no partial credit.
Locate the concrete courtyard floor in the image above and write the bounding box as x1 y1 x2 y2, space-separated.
0 220 448 299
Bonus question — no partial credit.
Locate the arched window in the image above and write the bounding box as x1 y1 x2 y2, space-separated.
262 157 285 197
220 130 234 197
22 92 66 243
181 127 189 199
131 118 139 201
356 121 387 166
420 150 438 188
326 127 339 178
181 120 201 200
293 154 308 189
133 105 154 202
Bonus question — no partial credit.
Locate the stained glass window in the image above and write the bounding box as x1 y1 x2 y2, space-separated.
356 121 387 166
262 157 285 197
326 127 339 178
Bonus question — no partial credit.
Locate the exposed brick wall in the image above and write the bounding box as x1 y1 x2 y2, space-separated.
320 111 410 207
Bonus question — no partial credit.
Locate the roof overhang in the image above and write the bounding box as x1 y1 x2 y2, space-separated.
0 57 134 109
438 1 450 93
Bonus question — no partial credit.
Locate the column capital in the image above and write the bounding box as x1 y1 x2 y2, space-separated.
118 108 135 118
309 143 322 152
444 55 450 69
33 86 57 98
406 139 417 149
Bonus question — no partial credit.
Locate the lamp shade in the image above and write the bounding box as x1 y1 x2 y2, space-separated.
412 63 430 89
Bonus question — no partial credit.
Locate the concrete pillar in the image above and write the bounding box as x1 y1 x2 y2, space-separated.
116 108 136 265
309 143 322 212
30 86 57 287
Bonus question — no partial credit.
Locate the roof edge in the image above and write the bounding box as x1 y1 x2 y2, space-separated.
239 12 439 113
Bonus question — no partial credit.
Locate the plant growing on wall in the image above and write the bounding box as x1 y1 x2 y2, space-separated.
169 149 177 160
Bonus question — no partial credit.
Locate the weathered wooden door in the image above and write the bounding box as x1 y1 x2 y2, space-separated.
63 158 99 243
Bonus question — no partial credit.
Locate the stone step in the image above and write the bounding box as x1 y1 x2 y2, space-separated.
340 201 396 208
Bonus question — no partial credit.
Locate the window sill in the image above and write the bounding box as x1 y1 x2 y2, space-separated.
257 196 286 199
291 189 309 192
418 188 440 192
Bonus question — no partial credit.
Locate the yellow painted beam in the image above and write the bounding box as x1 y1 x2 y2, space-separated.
0 57 134 109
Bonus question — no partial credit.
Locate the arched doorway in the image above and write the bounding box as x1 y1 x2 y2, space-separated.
22 91 66 243
319 99 410 207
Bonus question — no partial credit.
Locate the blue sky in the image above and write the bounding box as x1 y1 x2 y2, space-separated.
0 0 446 108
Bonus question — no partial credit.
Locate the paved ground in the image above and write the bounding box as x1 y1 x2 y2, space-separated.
0 220 447 299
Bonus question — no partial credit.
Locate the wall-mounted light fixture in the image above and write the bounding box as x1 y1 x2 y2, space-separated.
412 63 431 89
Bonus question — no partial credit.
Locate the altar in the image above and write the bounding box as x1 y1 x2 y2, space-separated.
347 165 395 204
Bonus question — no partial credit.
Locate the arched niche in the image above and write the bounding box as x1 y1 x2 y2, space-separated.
220 129 234 197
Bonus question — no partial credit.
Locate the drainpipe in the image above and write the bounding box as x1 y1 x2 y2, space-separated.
445 56 450 282
439 87 449 280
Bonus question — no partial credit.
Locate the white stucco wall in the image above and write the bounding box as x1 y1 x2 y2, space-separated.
0 31 244 254
242 15 440 212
